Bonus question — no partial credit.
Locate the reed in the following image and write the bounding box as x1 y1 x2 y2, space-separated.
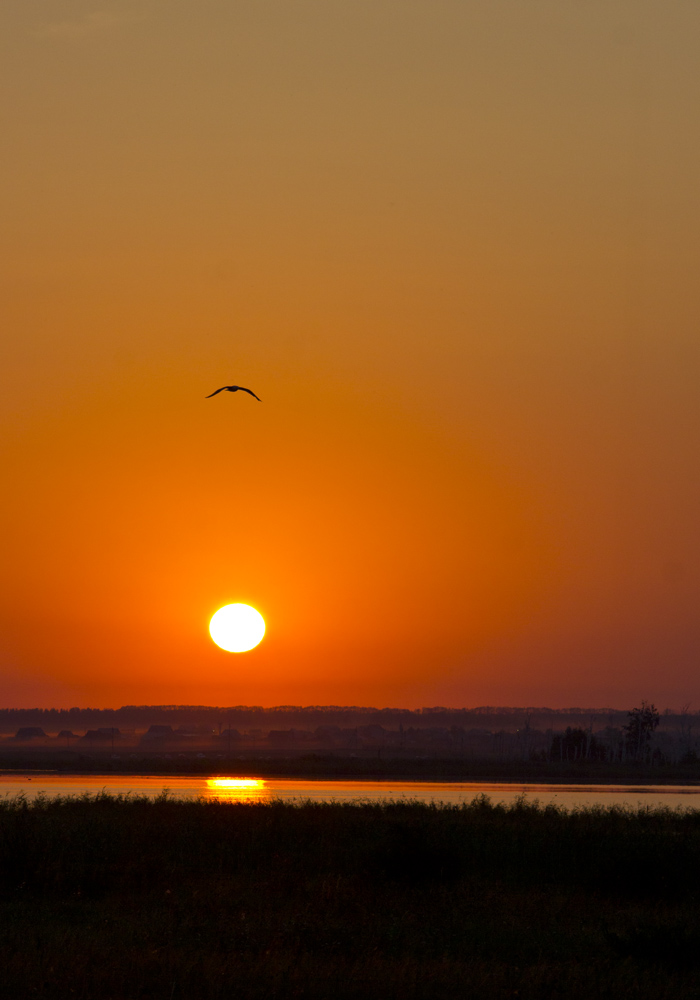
0 795 698 998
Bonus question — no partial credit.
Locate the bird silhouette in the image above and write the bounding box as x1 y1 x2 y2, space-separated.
206 385 261 401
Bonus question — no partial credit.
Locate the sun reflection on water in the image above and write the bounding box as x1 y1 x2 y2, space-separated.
204 778 269 802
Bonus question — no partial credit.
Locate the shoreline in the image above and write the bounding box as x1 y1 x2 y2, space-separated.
0 751 699 785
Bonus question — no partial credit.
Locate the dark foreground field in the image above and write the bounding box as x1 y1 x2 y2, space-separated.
1 796 700 999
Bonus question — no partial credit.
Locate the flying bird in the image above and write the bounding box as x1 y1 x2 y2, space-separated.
206 385 261 401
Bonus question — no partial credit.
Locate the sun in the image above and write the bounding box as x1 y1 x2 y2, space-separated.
209 604 265 653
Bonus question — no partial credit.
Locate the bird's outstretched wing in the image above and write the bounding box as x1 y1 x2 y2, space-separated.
205 386 230 397
237 386 262 401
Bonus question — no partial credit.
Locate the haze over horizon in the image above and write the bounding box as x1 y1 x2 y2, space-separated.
2 2 699 711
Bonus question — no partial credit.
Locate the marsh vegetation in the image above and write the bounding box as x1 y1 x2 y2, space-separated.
1 794 699 998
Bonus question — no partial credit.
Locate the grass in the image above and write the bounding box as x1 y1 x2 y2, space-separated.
1 794 700 998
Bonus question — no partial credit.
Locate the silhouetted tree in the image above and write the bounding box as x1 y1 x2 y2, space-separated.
549 727 606 762
624 702 660 760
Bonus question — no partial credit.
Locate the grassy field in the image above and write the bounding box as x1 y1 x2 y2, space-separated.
1 794 700 998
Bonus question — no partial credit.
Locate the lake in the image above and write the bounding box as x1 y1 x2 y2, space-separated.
2 774 700 810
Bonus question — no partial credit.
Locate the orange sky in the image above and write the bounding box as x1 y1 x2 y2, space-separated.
1 1 699 709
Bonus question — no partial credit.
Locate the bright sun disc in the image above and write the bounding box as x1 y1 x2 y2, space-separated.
209 604 265 653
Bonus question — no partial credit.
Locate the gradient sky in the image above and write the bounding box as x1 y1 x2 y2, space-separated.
1 1 699 709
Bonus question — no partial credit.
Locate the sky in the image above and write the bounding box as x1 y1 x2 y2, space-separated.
1 0 699 710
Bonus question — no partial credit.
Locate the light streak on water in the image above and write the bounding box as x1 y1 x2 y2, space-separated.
1 774 700 810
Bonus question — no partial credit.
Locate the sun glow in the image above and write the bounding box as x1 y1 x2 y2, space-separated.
205 777 268 802
207 779 264 789
209 604 265 652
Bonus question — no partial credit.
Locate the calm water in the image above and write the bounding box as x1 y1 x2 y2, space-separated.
1 774 700 810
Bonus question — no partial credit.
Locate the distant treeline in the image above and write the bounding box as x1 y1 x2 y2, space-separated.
0 703 669 732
